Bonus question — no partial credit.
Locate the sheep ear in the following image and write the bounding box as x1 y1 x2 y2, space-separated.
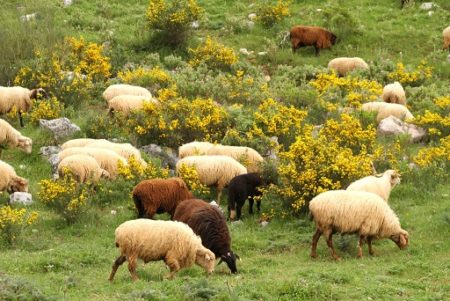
30 89 38 99
205 254 211 261
399 234 407 246
391 234 400 242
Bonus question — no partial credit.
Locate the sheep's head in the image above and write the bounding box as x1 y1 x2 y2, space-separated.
30 88 48 100
7 176 28 194
100 169 111 179
218 251 239 274
391 229 409 250
18 137 32 154
195 246 216 275
330 32 337 45
385 170 401 187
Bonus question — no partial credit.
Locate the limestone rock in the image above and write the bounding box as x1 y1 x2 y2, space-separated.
9 192 33 206
377 116 426 143
39 118 81 140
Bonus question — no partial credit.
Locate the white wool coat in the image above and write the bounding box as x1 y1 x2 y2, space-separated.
347 169 400 202
102 84 152 103
0 119 32 153
57 154 110 183
328 57 369 76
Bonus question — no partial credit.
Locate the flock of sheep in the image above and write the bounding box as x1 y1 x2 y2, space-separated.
2 20 449 283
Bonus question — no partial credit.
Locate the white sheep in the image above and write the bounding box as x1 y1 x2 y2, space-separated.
57 154 110 183
176 155 247 205
178 141 215 158
87 140 147 167
382 82 406 106
102 84 152 103
58 147 128 179
328 57 369 76
346 169 401 202
108 219 216 281
108 95 157 116
0 86 46 127
361 102 414 123
0 118 32 154
206 145 264 173
309 190 409 260
0 160 28 194
60 138 107 150
443 25 450 51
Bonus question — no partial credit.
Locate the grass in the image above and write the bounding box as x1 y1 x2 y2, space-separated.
1 0 450 300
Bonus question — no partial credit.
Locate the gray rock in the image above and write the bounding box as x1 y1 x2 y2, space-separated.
48 154 60 174
191 21 200 29
140 144 178 169
63 0 73 7
377 116 426 143
39 118 81 140
420 2 435 10
248 13 257 20
9 192 33 206
20 13 36 22
40 146 61 157
260 221 269 227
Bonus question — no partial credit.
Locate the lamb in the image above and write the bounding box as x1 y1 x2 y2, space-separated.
0 118 32 154
176 156 247 204
132 177 193 219
328 57 369 76
0 160 28 194
108 95 157 116
108 219 216 281
57 147 128 179
309 190 409 260
60 138 107 150
289 25 337 55
227 173 263 220
443 25 450 51
0 86 47 127
206 145 264 173
361 102 414 123
173 198 239 274
382 82 406 106
102 84 152 103
347 169 401 202
57 154 110 183
178 141 215 158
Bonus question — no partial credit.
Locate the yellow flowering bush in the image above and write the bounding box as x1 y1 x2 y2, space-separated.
413 96 450 140
413 135 450 168
256 0 291 27
14 37 111 107
189 37 238 70
0 206 38 245
146 0 204 44
117 156 170 183
177 163 210 197
29 96 63 123
387 61 432 86
38 171 93 224
127 96 230 148
117 66 173 90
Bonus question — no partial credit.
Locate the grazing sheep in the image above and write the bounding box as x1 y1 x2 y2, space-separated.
376 103 414 123
173 199 239 274
87 140 144 163
382 82 406 105
61 138 107 150
108 95 157 116
176 156 247 205
227 173 263 220
58 147 128 179
0 119 32 154
289 25 337 55
443 25 450 51
178 141 215 158
206 145 264 173
57 154 110 183
328 57 369 76
309 190 409 260
108 219 216 281
102 84 152 103
361 101 388 112
132 177 193 219
347 170 401 202
0 160 28 194
0 86 47 127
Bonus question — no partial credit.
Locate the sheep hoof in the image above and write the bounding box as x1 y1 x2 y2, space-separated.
310 253 318 259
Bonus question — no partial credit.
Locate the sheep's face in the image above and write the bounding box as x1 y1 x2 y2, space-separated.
388 170 401 187
218 251 239 274
100 169 111 179
195 247 216 275
18 138 32 154
7 177 28 194
330 33 337 45
391 230 409 250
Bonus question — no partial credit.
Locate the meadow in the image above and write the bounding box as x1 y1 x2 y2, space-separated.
0 0 449 300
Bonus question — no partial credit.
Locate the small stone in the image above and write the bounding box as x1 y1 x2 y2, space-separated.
110 210 117 215
260 221 269 227
248 13 257 20
231 220 243 225
316 8 322 12
20 13 36 22
420 2 435 10
209 201 219 207
191 21 200 29
240 48 250 55
40 146 61 157
447 55 450 63
9 192 33 206
427 11 434 16
258 52 267 56
140 144 178 169
264 75 271 82
63 0 73 6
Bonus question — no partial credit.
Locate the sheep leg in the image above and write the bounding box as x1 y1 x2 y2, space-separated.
127 255 139 281
216 186 224 205
326 234 340 260
310 229 322 258
357 236 365 258
164 257 180 279
236 205 242 220
248 198 254 214
108 255 126 281
314 46 320 56
256 200 261 212
367 237 375 256
18 111 24 127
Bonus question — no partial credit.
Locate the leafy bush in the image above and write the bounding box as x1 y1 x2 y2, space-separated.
413 96 450 140
0 206 38 245
0 274 53 301
117 66 173 92
322 5 361 40
189 37 238 70
29 96 63 123
177 163 211 199
256 0 291 27
387 61 433 87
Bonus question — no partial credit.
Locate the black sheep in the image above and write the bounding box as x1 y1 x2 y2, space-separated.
173 199 239 274
227 173 263 220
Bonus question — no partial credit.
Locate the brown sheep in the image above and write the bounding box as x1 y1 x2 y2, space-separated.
290 25 337 55
173 199 239 274
132 177 193 219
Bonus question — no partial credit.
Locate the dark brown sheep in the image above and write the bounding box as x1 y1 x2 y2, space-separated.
173 198 239 274
289 25 337 55
132 177 193 219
